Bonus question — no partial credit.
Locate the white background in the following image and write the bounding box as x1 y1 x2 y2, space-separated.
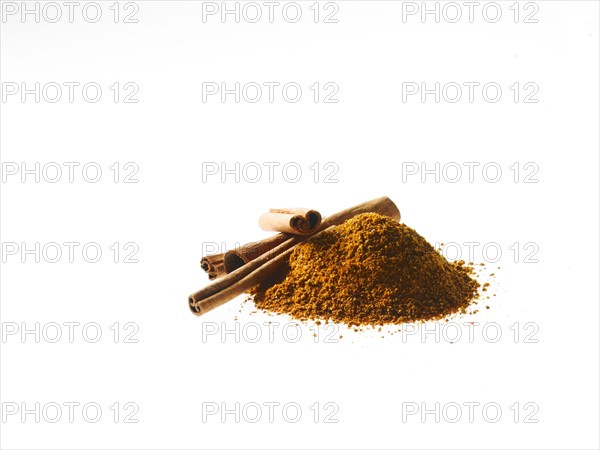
1 1 599 449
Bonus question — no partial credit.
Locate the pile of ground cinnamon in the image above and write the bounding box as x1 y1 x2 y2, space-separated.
252 213 482 326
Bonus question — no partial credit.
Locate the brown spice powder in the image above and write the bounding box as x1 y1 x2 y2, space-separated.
252 213 482 327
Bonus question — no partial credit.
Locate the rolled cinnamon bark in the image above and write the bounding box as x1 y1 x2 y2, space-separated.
258 208 322 235
189 196 400 316
200 254 226 280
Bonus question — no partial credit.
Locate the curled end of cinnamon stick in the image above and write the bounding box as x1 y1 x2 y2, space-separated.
200 255 226 281
290 215 310 233
189 294 202 315
305 210 322 231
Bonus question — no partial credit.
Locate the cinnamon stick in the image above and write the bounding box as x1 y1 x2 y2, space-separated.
189 196 400 316
258 208 322 235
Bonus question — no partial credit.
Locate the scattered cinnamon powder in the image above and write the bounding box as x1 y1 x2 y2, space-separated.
252 213 482 326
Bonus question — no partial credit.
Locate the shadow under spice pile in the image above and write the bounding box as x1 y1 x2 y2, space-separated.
251 213 482 327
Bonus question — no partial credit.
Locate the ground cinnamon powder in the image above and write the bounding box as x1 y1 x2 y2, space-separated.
252 213 482 326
